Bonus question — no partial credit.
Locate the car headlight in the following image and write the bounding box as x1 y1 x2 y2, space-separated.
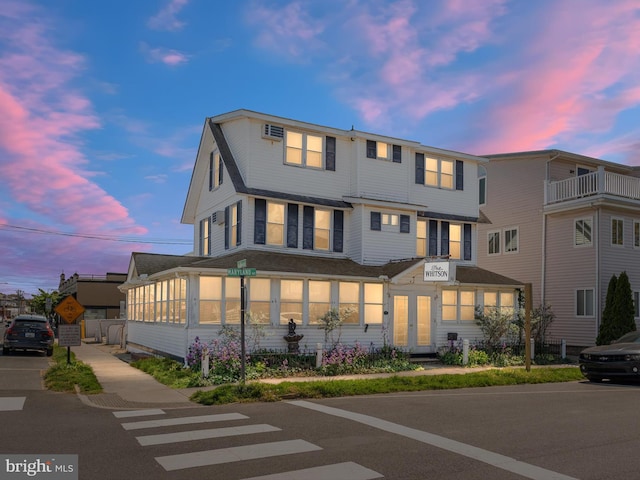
625 354 640 361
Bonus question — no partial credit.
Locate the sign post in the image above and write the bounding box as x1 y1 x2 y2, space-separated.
227 260 256 383
54 296 85 364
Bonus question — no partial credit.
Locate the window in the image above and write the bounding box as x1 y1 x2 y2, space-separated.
575 218 592 246
248 278 270 323
417 219 427 257
505 228 518 253
484 291 515 316
425 158 454 189
382 214 398 226
199 217 211 255
366 141 401 162
478 166 486 205
449 224 461 260
364 283 384 324
339 282 360 324
209 152 223 190
612 218 624 246
308 280 331 324
442 289 475 321
635 221 640 248
488 231 500 255
157 278 186 324
199 276 222 324
576 289 594 317
315 209 331 251
225 277 241 324
280 280 303 325
267 202 285 246
286 131 323 168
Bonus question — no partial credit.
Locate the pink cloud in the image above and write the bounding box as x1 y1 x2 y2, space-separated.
466 0 640 156
139 42 189 66
147 0 189 32
0 2 150 291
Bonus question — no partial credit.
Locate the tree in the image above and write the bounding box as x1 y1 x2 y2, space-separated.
596 274 617 345
597 272 636 345
30 289 61 317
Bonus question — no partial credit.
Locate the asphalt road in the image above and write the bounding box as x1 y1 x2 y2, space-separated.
1 349 639 479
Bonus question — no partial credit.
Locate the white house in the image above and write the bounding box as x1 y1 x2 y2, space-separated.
121 110 522 361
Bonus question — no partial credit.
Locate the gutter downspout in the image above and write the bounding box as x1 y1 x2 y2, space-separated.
595 205 600 339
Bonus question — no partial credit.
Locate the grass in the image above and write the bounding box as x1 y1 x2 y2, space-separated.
131 356 203 389
190 367 584 405
43 345 103 394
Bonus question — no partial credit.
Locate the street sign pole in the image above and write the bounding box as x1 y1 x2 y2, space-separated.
240 274 246 383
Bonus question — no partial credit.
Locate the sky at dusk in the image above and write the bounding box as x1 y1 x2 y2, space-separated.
1 0 640 296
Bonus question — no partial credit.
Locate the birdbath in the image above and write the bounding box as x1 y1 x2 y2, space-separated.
283 319 304 353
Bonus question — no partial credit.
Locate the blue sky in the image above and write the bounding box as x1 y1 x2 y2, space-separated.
1 0 640 296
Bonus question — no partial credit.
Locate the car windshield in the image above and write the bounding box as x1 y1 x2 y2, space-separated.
14 319 47 327
614 331 640 344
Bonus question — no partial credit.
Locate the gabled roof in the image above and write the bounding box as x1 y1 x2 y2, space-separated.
127 250 522 288
483 149 634 173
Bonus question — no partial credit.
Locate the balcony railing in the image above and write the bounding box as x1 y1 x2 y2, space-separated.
545 168 640 205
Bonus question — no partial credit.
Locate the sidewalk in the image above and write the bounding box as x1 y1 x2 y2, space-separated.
70 341 578 410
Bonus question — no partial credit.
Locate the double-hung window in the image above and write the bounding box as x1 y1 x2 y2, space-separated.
267 202 285 246
504 227 518 253
280 280 303 325
576 289 594 317
314 209 331 251
488 231 500 255
366 141 401 162
364 283 384 324
339 282 360 324
286 131 323 168
209 152 223 190
612 218 624 246
248 278 270 323
442 289 475 321
199 276 222 324
416 219 427 256
199 217 211 255
425 158 454 189
308 280 331 324
575 218 592 246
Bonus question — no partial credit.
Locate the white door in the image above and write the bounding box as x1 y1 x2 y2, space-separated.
393 295 432 352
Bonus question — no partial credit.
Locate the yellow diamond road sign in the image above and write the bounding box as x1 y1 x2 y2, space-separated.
55 296 85 324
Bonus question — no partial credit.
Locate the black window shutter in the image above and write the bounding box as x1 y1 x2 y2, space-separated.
236 201 242 246
366 140 377 159
209 152 214 191
287 203 298 248
254 199 266 245
325 136 336 171
218 155 224 185
441 221 450 256
392 145 402 163
428 220 438 256
370 211 381 231
464 223 472 261
333 210 344 252
415 153 425 184
224 206 229 249
400 215 410 233
303 206 314 249
456 160 464 190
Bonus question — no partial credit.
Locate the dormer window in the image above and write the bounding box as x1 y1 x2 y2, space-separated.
367 140 401 163
286 131 323 168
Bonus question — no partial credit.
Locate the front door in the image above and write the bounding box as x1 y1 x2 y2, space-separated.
393 294 432 352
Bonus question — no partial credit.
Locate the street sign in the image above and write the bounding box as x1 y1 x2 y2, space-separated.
227 267 257 277
237 259 247 268
57 324 82 347
55 296 85 324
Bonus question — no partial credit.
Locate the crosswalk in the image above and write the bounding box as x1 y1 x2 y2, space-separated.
113 408 383 479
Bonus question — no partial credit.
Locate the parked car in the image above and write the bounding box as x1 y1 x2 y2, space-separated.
579 331 640 382
2 314 54 356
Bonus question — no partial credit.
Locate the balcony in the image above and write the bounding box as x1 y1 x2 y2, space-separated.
545 167 640 206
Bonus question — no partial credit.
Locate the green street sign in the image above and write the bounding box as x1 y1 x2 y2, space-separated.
227 267 257 277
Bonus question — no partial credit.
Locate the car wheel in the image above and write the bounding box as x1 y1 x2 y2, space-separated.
586 375 604 383
46 348 53 357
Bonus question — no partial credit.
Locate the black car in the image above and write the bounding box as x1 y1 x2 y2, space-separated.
579 331 640 382
3 314 54 356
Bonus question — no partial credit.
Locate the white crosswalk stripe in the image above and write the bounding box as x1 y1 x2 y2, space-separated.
114 408 384 478
0 397 26 411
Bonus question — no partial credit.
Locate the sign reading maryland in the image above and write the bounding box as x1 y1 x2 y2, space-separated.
55 296 85 324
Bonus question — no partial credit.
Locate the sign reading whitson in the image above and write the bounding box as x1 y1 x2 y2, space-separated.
423 261 450 282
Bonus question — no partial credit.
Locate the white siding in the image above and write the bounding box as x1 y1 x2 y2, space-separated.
127 321 188 359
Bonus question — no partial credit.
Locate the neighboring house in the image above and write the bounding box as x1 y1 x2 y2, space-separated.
58 272 127 320
121 110 521 361
476 149 640 348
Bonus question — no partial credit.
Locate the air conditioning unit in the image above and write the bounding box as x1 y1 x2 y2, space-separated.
262 124 284 141
212 211 225 225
